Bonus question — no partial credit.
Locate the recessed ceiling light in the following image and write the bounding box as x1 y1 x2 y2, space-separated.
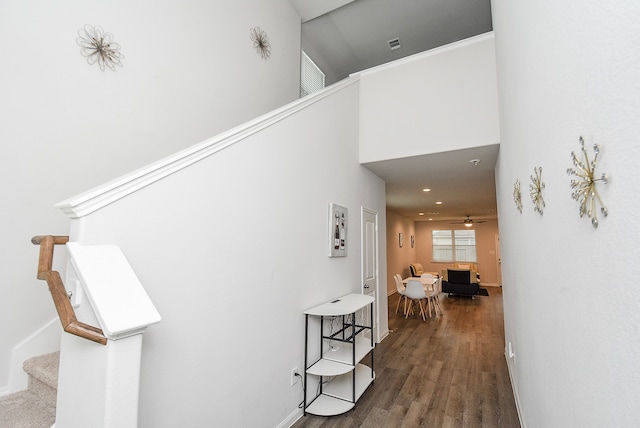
422 188 431 192
428 218 433 221
418 212 424 216
435 201 443 205
469 159 480 166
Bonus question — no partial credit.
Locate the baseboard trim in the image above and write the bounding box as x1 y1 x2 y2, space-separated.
278 406 303 428
505 348 525 428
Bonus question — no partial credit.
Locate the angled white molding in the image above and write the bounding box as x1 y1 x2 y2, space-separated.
55 76 359 219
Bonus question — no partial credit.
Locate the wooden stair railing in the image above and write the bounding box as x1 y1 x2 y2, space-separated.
32 235 107 345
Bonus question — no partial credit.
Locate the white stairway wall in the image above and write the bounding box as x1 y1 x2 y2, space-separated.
0 0 301 391
61 80 387 428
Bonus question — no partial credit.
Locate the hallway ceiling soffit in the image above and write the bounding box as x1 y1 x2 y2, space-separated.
363 145 499 223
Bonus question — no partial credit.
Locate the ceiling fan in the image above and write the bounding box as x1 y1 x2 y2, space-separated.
450 215 487 227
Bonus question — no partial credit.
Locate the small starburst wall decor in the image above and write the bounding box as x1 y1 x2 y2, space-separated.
76 25 123 71
513 179 523 213
566 136 608 228
529 166 545 215
250 26 271 60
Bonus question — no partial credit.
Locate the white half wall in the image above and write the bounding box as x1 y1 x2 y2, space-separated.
358 32 500 163
62 80 387 427
493 1 640 426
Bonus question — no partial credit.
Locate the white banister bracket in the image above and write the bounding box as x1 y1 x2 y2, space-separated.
66 242 161 340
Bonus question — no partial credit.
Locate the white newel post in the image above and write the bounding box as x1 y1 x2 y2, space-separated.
54 243 161 428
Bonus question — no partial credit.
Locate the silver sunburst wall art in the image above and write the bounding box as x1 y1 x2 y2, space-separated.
250 26 271 60
529 166 545 215
77 25 123 71
566 136 608 228
513 179 523 213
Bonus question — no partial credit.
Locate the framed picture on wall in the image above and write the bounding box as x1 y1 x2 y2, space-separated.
329 203 348 257
399 233 404 248
411 235 415 248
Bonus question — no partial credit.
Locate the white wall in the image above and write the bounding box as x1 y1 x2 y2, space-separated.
385 209 416 294
358 33 499 163
61 81 387 427
0 0 301 390
493 1 640 426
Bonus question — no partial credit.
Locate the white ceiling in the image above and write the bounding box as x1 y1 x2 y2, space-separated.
296 0 493 83
363 145 499 222
289 0 497 223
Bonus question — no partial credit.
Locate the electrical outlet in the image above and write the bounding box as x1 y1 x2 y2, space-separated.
290 367 299 386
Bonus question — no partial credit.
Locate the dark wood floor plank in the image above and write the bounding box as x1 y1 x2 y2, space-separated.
293 288 520 428
386 404 409 427
358 406 390 428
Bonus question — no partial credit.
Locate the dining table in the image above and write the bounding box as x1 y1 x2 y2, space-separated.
402 276 438 290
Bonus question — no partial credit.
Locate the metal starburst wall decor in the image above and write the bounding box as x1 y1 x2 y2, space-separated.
76 25 123 71
566 136 608 228
250 26 271 60
513 179 523 213
529 166 545 215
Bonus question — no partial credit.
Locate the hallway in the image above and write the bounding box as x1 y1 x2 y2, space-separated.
294 287 520 427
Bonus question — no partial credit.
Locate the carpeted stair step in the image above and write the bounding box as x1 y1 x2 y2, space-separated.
23 352 59 408
0 390 56 428
0 351 59 428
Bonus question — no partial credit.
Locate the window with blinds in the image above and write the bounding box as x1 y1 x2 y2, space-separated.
432 230 477 262
300 51 325 97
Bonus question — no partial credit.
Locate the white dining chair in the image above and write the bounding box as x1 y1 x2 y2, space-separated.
394 274 409 315
426 277 443 318
434 277 444 314
405 279 428 321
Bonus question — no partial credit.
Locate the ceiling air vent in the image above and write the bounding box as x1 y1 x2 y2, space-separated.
388 37 401 51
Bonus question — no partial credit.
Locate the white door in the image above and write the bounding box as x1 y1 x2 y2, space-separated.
362 208 378 341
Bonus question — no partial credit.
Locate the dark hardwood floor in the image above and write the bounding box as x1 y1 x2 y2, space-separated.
293 287 520 428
